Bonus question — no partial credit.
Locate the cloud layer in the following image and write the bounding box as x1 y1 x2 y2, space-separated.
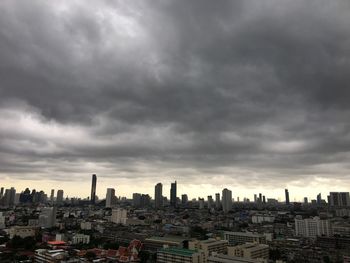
1 0 350 198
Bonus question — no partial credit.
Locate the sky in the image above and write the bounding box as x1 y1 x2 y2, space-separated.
1 0 350 201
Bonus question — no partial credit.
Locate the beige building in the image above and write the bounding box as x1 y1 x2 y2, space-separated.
8 226 38 239
189 239 228 262
227 243 269 261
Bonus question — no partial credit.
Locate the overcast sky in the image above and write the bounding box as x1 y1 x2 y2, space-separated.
1 0 350 200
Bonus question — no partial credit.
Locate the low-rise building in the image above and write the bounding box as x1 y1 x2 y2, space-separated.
157 248 204 263
8 226 38 239
223 232 266 246
208 254 267 263
227 243 269 260
189 239 228 262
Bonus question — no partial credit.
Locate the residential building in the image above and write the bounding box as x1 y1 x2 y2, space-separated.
223 232 266 246
227 243 269 260
157 248 204 263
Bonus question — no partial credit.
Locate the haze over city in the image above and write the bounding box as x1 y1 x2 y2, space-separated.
1 0 350 200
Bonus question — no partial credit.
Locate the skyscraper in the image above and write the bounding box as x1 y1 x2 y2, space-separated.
170 181 177 207
285 189 290 205
56 190 64 204
155 183 163 209
50 189 55 202
181 194 188 205
106 188 116 208
215 193 221 209
91 174 97 205
222 188 232 213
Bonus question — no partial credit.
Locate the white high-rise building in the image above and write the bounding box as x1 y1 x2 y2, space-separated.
106 188 116 208
222 188 232 213
295 216 332 238
39 207 57 228
111 208 127 225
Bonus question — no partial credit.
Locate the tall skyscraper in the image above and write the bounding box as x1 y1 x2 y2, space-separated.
154 183 163 209
304 197 308 204
91 174 97 205
170 181 177 207
181 194 188 205
208 195 214 209
285 189 290 205
50 189 55 202
0 187 4 198
215 193 221 209
317 193 322 205
254 194 257 203
106 188 116 208
56 190 64 204
222 188 232 213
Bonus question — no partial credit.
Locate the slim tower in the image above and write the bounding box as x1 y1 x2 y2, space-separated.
91 174 97 205
170 181 177 207
155 183 163 208
285 189 290 205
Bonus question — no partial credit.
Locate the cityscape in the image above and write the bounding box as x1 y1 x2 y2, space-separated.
1 174 350 262
1 0 350 263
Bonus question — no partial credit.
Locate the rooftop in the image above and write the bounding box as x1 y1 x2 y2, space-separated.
158 248 198 257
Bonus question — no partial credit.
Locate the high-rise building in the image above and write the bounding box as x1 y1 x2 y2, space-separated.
170 181 177 207
0 187 4 198
39 207 57 228
4 187 16 207
285 189 290 205
215 193 221 209
56 190 64 204
295 216 331 238
106 188 116 208
50 189 54 202
90 174 97 205
155 183 163 209
207 195 214 209
181 194 188 205
133 193 142 207
317 193 322 205
222 188 232 213
329 192 350 207
304 197 308 204
254 194 257 203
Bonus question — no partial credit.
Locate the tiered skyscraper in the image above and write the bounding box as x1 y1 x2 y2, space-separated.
91 174 97 205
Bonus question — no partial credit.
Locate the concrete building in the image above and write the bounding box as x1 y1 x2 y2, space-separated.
157 248 204 263
111 208 127 225
56 190 64 204
39 207 57 228
223 232 266 246
189 239 228 262
208 196 214 209
329 192 350 207
106 188 116 208
72 234 90 244
155 183 163 208
215 193 221 209
295 216 332 238
144 236 187 252
8 226 38 239
251 215 275 224
222 188 232 213
227 243 269 260
285 189 290 205
182 194 189 205
34 249 68 263
208 254 267 263
0 212 5 229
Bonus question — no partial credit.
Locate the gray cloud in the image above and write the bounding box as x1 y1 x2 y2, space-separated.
1 0 350 194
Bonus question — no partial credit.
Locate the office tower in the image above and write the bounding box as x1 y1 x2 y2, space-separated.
50 189 54 202
329 192 350 207
90 174 97 205
141 194 151 207
285 189 290 205
258 193 262 203
39 207 57 228
262 196 266 204
215 193 221 209
133 193 142 207
181 194 188 205
208 195 214 209
6 187 16 207
222 188 232 213
154 183 163 209
198 198 204 209
56 190 64 204
106 188 116 208
170 181 177 207
304 197 308 204
317 193 322 205
254 194 257 203
0 187 3 198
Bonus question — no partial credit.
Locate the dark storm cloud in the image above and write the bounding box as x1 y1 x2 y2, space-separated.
1 0 350 186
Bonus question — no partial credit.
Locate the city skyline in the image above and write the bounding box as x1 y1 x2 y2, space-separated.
1 0 350 197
